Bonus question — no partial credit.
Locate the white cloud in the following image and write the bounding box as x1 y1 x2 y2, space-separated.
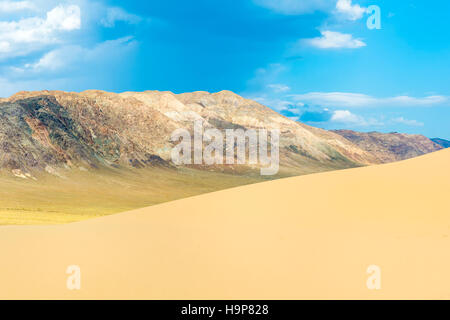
304 30 366 49
331 110 382 126
0 4 81 58
391 117 424 127
267 83 290 93
100 6 142 28
331 110 362 123
19 46 77 72
0 1 35 12
46 4 81 31
335 0 366 21
0 40 10 52
25 50 65 71
253 0 334 15
292 92 448 108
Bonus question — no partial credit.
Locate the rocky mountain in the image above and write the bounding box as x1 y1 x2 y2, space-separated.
1 91 176 174
0 90 441 179
0 90 379 178
431 138 450 149
1 90 446 224
333 130 443 163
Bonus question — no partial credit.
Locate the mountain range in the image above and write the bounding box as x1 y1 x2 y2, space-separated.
332 130 443 163
0 89 445 224
1 89 443 178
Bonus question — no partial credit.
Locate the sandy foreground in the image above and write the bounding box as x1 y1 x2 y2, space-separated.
0 149 449 299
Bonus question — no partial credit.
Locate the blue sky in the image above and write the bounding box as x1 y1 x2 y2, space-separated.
0 0 449 139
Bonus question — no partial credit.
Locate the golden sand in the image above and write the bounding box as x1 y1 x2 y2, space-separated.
0 149 449 299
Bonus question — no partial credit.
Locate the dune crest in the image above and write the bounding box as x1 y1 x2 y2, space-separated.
0 149 449 299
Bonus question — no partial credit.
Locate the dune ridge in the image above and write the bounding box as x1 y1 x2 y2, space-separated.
0 149 449 299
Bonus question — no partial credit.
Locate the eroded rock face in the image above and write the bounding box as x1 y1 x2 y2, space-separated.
1 92 178 172
333 130 443 163
0 89 433 176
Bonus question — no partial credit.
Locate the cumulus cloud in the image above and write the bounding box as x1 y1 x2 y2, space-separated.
0 2 142 60
330 110 383 126
291 92 448 108
0 0 144 96
46 4 81 30
335 0 366 21
304 30 366 49
331 110 362 123
0 4 81 58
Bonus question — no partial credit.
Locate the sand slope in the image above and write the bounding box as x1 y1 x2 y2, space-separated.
0 149 449 299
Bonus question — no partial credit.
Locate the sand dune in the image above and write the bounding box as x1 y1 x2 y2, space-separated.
0 149 449 299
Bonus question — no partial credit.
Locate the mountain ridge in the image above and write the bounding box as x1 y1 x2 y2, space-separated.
0 89 444 225
333 129 442 163
0 89 373 178
0 89 441 178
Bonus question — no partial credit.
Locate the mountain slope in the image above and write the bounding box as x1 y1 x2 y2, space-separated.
1 90 377 177
1 91 178 172
1 149 448 299
122 90 379 168
333 130 443 163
